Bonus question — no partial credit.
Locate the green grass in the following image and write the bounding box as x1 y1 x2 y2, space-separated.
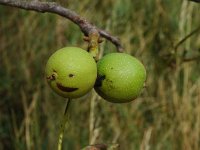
0 0 200 149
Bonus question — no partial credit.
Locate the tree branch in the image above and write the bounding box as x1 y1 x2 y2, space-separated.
0 0 124 52
174 25 200 51
188 0 200 3
182 56 200 63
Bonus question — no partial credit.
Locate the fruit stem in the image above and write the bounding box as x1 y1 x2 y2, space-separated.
84 30 102 61
57 98 71 150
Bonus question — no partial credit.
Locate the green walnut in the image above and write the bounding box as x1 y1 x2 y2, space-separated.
95 53 146 103
45 47 97 98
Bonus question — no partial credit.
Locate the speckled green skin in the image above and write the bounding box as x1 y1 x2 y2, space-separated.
95 53 146 103
45 47 97 98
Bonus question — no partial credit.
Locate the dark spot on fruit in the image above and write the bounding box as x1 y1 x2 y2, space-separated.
95 75 106 87
46 72 57 81
111 67 113 69
68 74 75 78
106 79 114 89
57 83 78 92
51 74 56 80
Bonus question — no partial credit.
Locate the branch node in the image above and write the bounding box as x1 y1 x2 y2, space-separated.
85 30 101 61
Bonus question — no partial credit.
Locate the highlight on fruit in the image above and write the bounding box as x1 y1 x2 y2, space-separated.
94 53 146 103
45 47 97 98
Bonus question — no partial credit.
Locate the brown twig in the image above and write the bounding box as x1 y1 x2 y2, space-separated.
82 144 107 150
0 0 123 52
182 56 200 63
188 0 200 3
174 25 200 51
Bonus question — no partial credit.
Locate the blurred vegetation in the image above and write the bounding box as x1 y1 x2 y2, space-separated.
0 0 200 149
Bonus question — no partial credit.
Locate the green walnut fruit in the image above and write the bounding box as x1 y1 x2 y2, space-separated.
45 47 97 98
95 53 146 103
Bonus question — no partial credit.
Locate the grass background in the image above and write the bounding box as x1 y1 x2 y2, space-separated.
0 0 200 149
